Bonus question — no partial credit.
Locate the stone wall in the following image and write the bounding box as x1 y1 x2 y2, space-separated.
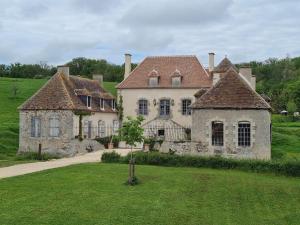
118 88 198 128
19 110 104 157
191 109 271 160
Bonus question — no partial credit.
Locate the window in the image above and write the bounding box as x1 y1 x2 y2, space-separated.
149 77 158 87
172 77 181 87
112 99 116 111
212 121 223 146
31 116 41 137
158 129 165 137
182 99 191 115
87 96 92 108
100 98 104 110
238 122 251 147
113 120 119 134
138 99 148 115
160 99 170 116
98 120 105 137
49 116 60 137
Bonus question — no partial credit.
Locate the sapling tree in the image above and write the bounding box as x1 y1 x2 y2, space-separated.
119 116 144 185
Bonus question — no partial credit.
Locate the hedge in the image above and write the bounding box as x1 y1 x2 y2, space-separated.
101 151 300 177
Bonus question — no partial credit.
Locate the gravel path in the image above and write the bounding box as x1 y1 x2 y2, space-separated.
0 149 135 179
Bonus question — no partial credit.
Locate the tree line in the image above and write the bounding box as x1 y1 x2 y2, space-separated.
1 56 300 112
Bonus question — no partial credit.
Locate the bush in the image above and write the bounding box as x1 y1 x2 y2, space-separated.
102 151 300 177
101 151 121 163
15 152 59 161
95 136 119 148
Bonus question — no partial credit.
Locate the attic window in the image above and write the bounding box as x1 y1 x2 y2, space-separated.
87 96 92 108
149 77 159 87
100 98 104 110
172 77 181 87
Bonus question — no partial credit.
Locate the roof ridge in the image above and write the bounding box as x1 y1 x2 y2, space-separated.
60 74 76 109
146 55 196 58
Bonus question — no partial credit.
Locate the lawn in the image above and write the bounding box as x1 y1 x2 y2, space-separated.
0 163 300 225
0 77 117 167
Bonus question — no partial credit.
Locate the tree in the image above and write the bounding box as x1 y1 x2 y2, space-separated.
287 100 297 114
119 116 144 185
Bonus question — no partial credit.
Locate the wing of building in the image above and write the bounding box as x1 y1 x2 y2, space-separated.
18 66 118 157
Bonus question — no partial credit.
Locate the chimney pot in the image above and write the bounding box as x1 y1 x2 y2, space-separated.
57 65 69 79
124 53 132 80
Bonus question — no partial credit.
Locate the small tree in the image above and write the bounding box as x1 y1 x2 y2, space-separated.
287 100 297 114
119 116 144 185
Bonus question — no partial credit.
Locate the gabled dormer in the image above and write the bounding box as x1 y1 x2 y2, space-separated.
148 69 159 87
171 69 182 87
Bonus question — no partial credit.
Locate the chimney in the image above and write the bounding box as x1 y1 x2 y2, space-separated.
124 53 132 80
208 52 215 72
239 66 253 87
57 65 69 79
93 74 103 86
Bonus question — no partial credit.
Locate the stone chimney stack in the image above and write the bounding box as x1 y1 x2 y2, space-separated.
124 53 132 80
208 52 215 72
93 74 103 86
57 65 69 80
239 66 256 90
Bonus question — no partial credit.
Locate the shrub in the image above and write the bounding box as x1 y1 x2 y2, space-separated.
96 136 119 148
15 152 59 161
101 151 121 163
102 151 300 177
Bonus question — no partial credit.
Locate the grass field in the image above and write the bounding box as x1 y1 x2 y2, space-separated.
0 77 117 167
0 77 299 166
0 163 300 225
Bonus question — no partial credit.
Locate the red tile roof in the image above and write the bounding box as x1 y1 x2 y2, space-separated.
214 57 238 73
192 68 271 110
19 73 116 113
117 55 212 89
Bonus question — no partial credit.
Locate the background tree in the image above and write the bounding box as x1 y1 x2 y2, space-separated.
119 116 144 185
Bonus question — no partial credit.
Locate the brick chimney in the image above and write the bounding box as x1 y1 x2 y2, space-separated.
57 65 69 80
124 53 132 80
208 52 215 72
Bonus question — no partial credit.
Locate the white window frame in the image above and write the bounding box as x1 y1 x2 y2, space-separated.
49 116 60 137
238 121 251 147
31 116 41 138
138 99 148 115
87 96 92 108
160 99 170 117
112 99 116 111
100 98 105 110
182 99 192 115
98 120 106 138
149 77 159 87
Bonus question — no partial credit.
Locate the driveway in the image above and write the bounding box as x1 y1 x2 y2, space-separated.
0 149 136 179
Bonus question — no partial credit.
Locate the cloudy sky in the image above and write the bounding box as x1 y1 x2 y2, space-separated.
0 0 299 66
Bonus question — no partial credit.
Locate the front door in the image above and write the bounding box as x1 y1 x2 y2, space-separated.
88 121 92 139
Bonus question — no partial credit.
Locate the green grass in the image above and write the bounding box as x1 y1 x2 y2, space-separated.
0 163 300 225
0 77 117 166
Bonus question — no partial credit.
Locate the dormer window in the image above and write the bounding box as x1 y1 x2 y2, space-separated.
112 99 116 111
172 77 181 87
87 96 92 108
100 98 104 110
148 69 159 87
171 69 182 87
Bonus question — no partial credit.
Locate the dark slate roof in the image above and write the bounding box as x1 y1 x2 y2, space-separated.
117 55 212 89
19 73 116 113
192 68 271 110
214 57 238 73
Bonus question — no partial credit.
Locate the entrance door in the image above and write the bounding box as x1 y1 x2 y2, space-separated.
88 121 92 139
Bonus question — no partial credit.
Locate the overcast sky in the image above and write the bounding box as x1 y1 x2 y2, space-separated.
0 0 299 66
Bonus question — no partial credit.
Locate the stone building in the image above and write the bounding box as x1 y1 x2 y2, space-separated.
18 66 118 157
117 54 212 140
191 68 271 160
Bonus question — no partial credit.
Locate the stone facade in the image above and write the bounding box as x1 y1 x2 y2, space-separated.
18 110 118 157
191 109 271 160
118 88 198 128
